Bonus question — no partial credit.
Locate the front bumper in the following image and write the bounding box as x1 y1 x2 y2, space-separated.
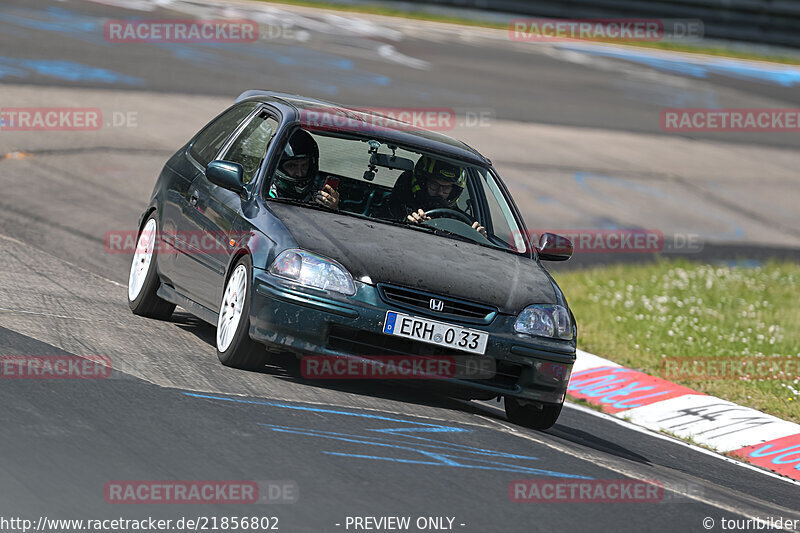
249 270 575 405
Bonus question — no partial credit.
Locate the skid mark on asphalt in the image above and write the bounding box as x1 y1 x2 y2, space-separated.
574 171 745 240
617 78 720 108
185 392 591 478
0 308 93 321
155 41 391 95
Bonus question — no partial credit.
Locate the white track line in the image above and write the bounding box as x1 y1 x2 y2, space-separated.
472 409 800 525
563 401 800 487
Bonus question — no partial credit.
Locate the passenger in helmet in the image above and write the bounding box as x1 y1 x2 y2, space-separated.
376 155 485 236
269 129 339 209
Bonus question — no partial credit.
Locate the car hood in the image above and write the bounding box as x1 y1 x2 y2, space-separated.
269 203 557 314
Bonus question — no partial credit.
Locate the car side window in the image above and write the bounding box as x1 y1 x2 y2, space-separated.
221 110 279 184
483 170 525 252
189 103 257 167
454 169 474 216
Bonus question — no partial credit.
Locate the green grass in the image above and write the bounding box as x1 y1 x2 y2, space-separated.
553 259 800 423
258 0 800 65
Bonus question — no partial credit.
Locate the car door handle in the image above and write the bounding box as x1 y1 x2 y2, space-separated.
189 191 199 206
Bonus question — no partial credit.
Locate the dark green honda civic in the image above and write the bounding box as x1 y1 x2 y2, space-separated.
128 90 577 430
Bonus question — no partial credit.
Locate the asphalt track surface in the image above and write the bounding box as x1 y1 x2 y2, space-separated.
1 1 800 532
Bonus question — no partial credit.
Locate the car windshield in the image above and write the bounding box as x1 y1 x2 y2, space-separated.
265 128 527 254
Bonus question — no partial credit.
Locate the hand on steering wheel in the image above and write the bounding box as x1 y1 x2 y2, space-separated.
409 208 488 237
422 207 474 225
406 209 431 224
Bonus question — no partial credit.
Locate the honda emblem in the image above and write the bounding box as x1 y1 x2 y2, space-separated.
429 298 444 312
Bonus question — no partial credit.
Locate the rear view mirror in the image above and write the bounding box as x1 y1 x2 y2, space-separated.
370 152 415 172
206 160 245 194
538 232 573 261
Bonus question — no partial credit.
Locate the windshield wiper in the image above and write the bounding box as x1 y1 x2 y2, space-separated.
430 227 475 243
267 197 328 210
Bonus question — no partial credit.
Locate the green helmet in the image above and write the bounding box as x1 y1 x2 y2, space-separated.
273 129 319 199
410 155 465 208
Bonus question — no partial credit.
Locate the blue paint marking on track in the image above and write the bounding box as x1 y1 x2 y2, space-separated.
0 5 388 92
559 44 800 87
0 57 143 85
259 425 590 477
185 392 592 479
184 392 465 432
0 7 109 46
749 443 800 470
261 424 541 460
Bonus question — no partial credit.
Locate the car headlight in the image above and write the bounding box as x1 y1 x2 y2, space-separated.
268 249 356 296
514 304 573 340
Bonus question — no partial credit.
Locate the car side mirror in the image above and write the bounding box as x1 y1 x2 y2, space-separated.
538 232 573 261
206 160 245 194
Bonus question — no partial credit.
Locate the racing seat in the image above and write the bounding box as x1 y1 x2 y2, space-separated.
369 170 413 220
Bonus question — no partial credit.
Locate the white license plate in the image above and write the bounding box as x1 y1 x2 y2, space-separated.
382 311 488 355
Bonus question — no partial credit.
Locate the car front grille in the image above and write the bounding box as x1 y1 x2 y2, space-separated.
377 284 496 324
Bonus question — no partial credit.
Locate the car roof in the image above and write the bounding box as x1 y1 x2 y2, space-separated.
236 90 492 167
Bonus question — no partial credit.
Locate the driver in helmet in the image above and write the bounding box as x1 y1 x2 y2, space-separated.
269 129 339 209
379 155 486 236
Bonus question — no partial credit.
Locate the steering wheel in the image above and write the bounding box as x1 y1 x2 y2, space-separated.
423 208 474 226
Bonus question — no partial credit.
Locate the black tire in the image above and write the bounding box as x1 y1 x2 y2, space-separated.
216 255 270 370
128 214 176 320
504 397 563 430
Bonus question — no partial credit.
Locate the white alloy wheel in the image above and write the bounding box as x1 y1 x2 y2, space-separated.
217 264 248 352
128 218 157 302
